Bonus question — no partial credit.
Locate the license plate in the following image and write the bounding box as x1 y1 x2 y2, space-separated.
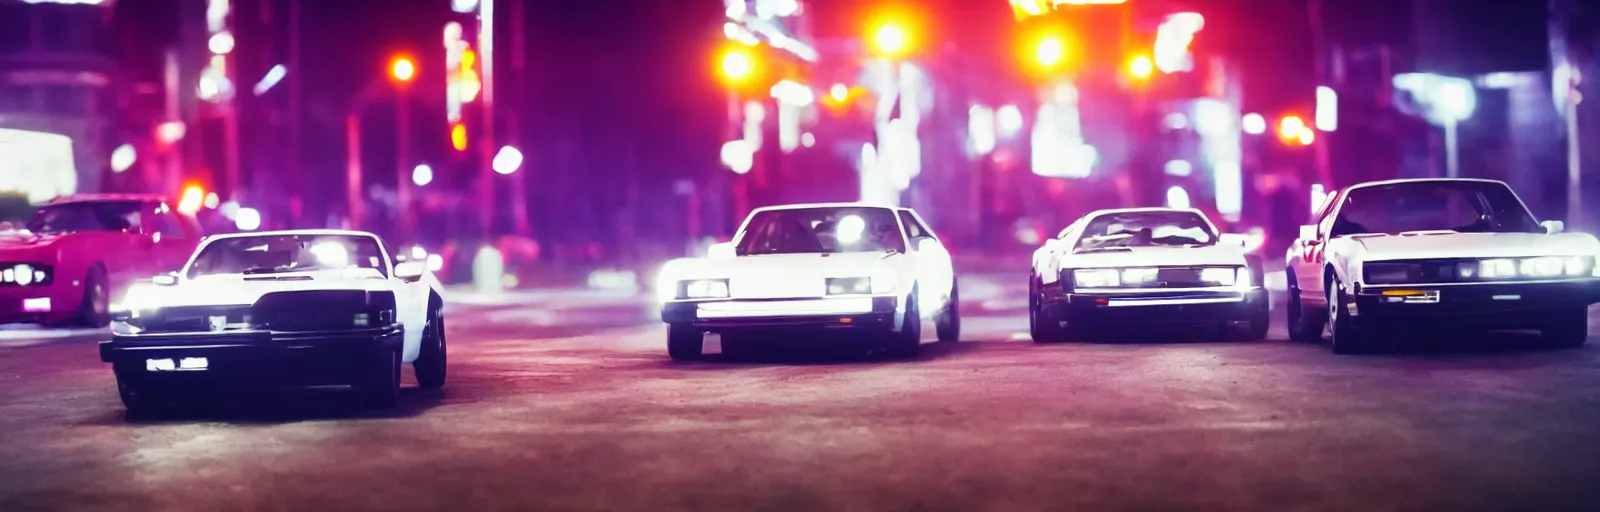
146 357 209 372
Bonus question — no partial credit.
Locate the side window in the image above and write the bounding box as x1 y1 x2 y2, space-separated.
150 205 188 239
1317 194 1342 238
897 211 928 240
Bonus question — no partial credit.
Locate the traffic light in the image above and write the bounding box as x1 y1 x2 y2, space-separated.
391 57 416 82
1035 36 1065 68
450 123 468 151
1128 55 1153 79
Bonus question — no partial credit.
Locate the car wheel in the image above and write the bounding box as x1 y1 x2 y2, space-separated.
1028 277 1065 343
1327 276 1375 354
1285 269 1325 342
1541 309 1589 349
1226 304 1271 341
359 348 401 408
115 370 160 420
79 265 111 328
887 290 922 358
935 278 961 343
414 311 447 389
667 325 704 361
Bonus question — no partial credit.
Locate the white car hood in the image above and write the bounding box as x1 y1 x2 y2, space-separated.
663 251 899 299
1350 232 1600 261
145 269 393 308
1064 244 1246 268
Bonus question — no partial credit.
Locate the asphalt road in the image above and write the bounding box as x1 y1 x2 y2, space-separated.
3 274 1600 511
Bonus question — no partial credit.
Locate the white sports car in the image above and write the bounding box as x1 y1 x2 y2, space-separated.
100 229 447 416
656 203 959 359
1028 207 1269 342
1285 178 1600 353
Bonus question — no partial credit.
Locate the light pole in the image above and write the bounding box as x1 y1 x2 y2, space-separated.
343 57 417 232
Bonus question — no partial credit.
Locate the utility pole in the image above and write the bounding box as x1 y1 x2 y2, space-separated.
1307 0 1333 188
508 0 529 237
396 86 413 239
345 114 363 230
288 0 303 225
476 0 497 238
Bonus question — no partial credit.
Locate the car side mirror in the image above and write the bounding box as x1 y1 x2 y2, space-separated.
394 261 426 280
1542 220 1565 234
1298 224 1318 241
1219 233 1247 248
152 273 178 286
707 242 736 259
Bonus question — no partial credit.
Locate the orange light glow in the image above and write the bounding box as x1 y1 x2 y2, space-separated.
1278 116 1305 140
1129 55 1153 78
391 58 416 82
872 23 909 57
451 123 468 151
1035 36 1064 68
719 48 754 83
177 185 205 214
460 49 476 70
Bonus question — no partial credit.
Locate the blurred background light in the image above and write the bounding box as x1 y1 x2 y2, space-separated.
492 146 523 175
109 144 136 173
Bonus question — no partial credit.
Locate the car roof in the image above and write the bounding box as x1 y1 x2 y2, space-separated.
44 194 167 205
203 229 382 242
1344 177 1508 192
750 202 904 214
1084 206 1208 218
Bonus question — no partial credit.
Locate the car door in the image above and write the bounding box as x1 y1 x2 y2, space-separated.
1290 191 1341 304
383 241 431 361
898 210 953 313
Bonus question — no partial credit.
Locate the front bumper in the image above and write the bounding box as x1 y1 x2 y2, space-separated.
100 326 402 389
1350 279 1600 328
1043 288 1269 327
661 295 899 332
0 283 78 325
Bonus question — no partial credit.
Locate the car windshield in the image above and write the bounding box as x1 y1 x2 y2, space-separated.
25 201 143 234
736 207 907 255
186 234 390 278
1076 211 1217 251
1332 181 1542 236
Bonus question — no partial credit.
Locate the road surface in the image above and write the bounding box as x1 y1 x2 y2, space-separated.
3 273 1599 511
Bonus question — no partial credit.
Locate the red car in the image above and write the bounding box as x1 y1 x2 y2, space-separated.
0 195 202 326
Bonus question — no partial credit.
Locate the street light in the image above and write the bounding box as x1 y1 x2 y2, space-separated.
719 48 754 84
871 23 910 58
1278 115 1305 141
391 58 416 82
1128 55 1154 79
1035 36 1064 68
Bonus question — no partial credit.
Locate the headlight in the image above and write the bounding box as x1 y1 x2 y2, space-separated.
0 263 51 287
1199 267 1239 286
1480 256 1592 279
826 277 871 295
678 278 729 299
869 265 898 294
1074 268 1120 288
1120 268 1158 286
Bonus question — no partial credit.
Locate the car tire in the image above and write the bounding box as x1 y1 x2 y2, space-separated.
414 311 447 389
935 279 961 343
886 290 922 358
115 369 159 420
667 325 703 361
79 265 111 328
1541 309 1589 349
1028 277 1066 343
359 348 401 409
1327 276 1375 354
1227 304 1271 341
1285 269 1325 342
